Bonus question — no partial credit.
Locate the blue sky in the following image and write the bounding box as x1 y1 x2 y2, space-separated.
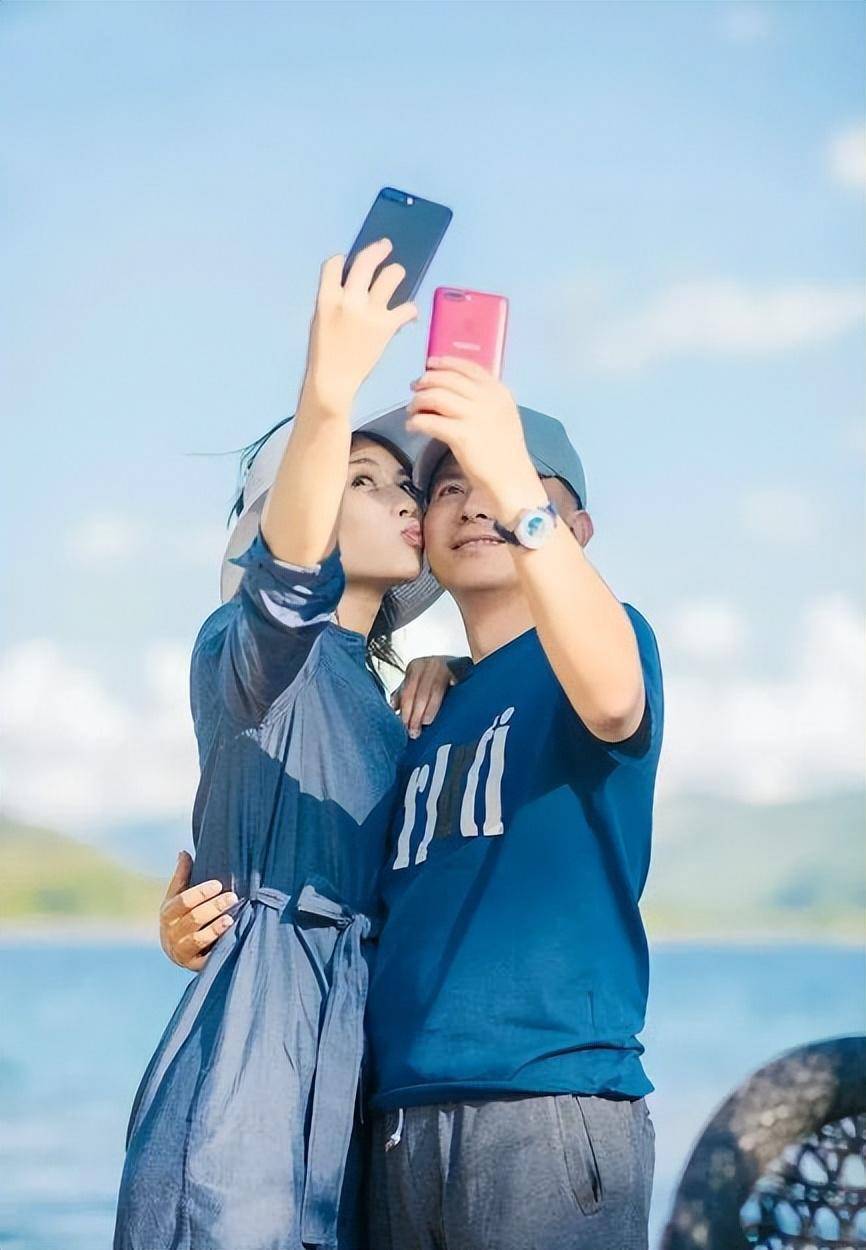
1 1 863 833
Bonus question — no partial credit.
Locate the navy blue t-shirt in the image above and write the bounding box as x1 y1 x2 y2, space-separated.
367 607 663 1110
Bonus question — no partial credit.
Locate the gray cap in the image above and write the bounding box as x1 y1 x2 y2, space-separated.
220 404 444 628
414 405 587 508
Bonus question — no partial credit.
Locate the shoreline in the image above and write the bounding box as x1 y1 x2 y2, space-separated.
0 920 862 949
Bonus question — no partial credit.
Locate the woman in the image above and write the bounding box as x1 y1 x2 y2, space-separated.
114 238 453 1250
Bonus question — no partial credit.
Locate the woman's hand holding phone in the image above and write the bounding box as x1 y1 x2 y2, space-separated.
262 240 417 568
300 238 418 414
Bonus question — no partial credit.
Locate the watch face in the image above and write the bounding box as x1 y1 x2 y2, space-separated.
516 508 555 549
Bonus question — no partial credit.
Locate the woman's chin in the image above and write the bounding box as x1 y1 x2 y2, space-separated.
347 545 424 588
390 548 425 585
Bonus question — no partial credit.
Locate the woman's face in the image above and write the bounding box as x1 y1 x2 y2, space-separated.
337 435 423 588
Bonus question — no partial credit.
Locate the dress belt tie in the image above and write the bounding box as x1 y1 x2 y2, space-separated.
250 878 377 1249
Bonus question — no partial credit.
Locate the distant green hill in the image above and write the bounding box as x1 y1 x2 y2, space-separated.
0 817 163 925
2 791 863 940
643 790 865 941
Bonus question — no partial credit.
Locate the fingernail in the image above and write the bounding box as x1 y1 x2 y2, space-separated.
410 729 420 739
222 916 234 929
226 893 238 907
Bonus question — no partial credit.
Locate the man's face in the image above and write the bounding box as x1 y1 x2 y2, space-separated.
422 452 579 594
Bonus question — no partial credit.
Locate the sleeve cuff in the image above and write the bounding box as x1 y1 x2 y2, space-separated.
229 527 342 580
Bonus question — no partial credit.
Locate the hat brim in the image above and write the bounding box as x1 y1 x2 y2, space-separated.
414 405 586 510
220 495 266 604
413 438 560 499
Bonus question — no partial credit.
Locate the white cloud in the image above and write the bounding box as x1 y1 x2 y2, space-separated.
67 513 227 570
67 514 143 566
738 487 815 545
657 594 865 803
828 123 866 190
720 6 771 44
667 600 748 661
588 281 865 372
1 594 862 832
0 640 197 831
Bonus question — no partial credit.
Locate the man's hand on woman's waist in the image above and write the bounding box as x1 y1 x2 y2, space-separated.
159 851 237 972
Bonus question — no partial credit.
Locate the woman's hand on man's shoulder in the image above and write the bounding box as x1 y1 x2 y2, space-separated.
390 655 470 739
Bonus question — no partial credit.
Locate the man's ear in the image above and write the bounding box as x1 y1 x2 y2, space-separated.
563 506 594 548
545 478 593 548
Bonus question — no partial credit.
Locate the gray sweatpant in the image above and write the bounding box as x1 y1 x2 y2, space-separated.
368 1094 655 1250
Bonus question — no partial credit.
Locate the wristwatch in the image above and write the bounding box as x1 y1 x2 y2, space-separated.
493 501 558 549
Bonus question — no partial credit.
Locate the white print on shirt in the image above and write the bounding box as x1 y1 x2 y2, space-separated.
391 707 515 871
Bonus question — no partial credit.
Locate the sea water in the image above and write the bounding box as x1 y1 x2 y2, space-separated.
0 940 863 1250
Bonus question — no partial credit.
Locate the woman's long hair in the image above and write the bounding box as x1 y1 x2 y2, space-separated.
229 417 409 688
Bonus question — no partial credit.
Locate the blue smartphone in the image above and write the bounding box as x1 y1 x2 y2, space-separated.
342 187 453 310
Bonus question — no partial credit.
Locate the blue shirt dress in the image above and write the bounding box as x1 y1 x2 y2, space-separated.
114 531 406 1250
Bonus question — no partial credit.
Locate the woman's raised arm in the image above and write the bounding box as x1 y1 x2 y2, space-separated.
261 237 417 567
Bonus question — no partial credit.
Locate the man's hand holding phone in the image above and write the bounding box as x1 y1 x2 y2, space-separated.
406 355 541 519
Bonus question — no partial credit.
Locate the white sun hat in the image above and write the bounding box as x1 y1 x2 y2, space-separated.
220 404 444 629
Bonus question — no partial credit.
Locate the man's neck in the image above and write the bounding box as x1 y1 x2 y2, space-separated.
455 585 536 665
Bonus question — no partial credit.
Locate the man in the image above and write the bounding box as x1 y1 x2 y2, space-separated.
366 354 663 1250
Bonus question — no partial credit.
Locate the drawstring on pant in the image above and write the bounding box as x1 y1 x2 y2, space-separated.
385 1107 405 1151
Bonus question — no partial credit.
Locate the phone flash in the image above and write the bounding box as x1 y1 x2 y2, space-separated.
406 196 414 205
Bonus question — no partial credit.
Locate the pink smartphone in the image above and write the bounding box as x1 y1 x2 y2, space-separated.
426 287 509 379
